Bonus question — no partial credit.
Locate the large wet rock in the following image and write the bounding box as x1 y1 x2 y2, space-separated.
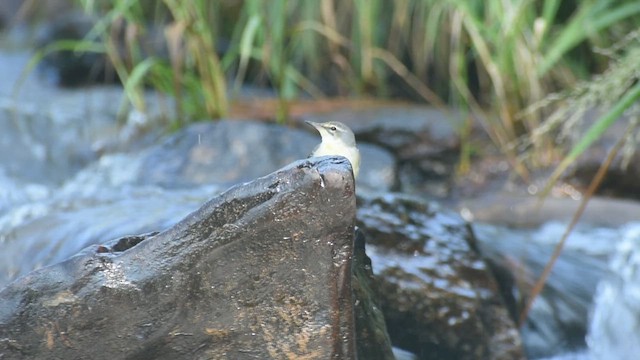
356 193 524 360
352 230 395 360
0 157 360 359
0 98 98 185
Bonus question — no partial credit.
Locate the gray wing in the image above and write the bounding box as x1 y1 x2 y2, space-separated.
307 143 321 158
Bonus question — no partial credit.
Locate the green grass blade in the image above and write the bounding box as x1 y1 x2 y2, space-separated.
591 3 640 33
123 57 160 111
539 2 640 76
542 80 640 197
233 14 262 92
14 39 105 97
541 0 561 27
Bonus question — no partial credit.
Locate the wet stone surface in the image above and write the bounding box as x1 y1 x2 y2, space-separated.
356 192 524 360
0 157 365 360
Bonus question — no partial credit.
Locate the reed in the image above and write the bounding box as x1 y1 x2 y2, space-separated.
63 0 640 158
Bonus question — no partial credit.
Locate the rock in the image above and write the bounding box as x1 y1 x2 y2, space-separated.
458 192 640 228
356 192 524 360
353 229 395 360
357 143 397 191
139 119 396 192
559 108 640 200
0 76 166 187
0 157 362 359
570 150 640 201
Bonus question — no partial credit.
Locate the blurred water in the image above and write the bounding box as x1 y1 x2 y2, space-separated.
588 224 640 360
475 220 640 360
0 50 187 285
0 151 222 286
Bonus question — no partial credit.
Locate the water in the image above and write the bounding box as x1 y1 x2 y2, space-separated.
474 220 640 359
0 151 222 286
588 224 640 360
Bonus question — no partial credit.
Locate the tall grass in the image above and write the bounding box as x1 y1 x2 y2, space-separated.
518 33 640 323
67 0 640 155
532 32 640 194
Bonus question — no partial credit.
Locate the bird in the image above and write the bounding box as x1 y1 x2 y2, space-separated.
306 120 360 179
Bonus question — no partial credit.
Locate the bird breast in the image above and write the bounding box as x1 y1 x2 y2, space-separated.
313 140 360 178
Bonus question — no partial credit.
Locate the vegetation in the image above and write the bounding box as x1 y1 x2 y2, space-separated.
25 0 640 166
532 32 640 187
518 30 640 324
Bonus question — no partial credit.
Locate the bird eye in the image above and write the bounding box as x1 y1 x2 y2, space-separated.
330 126 337 131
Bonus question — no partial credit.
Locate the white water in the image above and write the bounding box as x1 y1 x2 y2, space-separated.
476 220 640 360
587 224 640 360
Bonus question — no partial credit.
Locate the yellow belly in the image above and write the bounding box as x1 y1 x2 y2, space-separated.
313 142 360 178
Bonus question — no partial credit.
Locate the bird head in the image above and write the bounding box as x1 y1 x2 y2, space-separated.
305 121 356 147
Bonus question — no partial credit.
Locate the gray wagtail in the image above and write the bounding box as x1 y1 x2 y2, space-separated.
306 121 360 179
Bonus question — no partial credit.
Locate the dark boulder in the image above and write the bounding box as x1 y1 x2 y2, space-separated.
0 157 361 359
551 108 640 200
352 229 395 360
356 193 524 360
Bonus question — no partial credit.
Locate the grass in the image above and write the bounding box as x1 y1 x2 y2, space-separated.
531 33 640 194
29 0 640 162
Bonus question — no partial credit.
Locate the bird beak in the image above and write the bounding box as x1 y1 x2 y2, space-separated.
305 120 321 129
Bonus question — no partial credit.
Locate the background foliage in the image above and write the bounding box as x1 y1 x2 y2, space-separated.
38 0 640 169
